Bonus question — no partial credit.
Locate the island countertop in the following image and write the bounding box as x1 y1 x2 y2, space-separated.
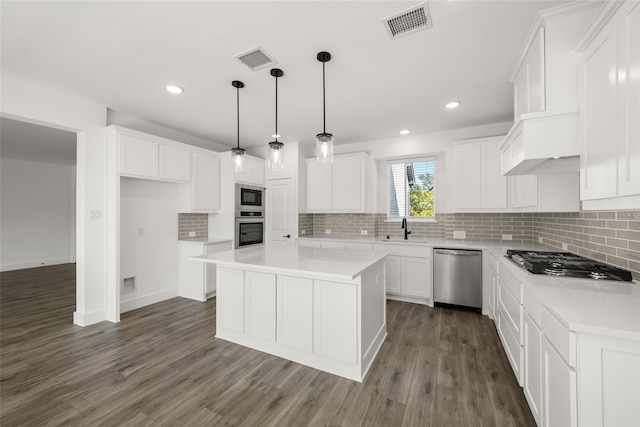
192 244 389 281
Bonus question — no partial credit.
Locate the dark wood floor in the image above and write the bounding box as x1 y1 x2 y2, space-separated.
1 264 535 426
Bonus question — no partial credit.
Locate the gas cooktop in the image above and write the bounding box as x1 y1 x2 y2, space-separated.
506 250 633 282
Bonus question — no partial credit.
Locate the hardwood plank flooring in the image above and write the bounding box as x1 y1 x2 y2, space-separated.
1 264 535 426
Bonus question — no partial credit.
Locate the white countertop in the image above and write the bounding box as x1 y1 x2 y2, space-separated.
178 237 233 245
192 244 389 281
299 235 640 340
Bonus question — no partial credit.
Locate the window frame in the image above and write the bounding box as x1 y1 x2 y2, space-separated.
385 156 437 222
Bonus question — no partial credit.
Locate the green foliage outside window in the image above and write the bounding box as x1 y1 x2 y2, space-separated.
409 173 434 217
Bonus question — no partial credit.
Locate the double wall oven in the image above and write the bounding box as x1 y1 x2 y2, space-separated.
235 184 265 249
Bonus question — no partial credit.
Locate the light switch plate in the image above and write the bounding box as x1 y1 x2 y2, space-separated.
326 229 332 234
361 230 368 235
502 234 513 240
189 231 196 237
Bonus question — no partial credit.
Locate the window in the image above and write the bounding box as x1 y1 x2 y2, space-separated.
387 157 435 219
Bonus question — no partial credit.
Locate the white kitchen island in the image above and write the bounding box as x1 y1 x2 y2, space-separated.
192 244 389 382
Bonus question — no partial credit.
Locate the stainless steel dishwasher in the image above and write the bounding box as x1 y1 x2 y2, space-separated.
433 248 482 309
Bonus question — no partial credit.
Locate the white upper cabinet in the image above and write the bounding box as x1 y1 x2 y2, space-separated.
500 2 601 176
235 156 265 186
306 153 367 213
159 144 191 182
118 133 159 179
183 151 220 213
576 0 640 209
452 136 507 211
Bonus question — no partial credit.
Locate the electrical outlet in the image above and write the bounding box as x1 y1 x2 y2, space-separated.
538 237 543 243
361 230 368 235
562 242 568 251
453 230 466 239
89 209 102 220
188 231 196 237
326 229 332 234
502 234 513 241
300 230 306 235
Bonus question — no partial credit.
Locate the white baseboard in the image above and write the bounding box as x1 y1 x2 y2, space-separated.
120 289 178 313
1 258 73 272
73 309 108 327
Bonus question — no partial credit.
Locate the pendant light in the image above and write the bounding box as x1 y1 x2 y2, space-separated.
268 68 284 170
231 80 246 174
316 51 333 164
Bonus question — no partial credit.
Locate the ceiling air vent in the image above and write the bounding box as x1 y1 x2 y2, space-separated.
384 2 433 39
235 47 277 71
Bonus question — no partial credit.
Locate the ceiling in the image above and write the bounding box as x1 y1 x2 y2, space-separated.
1 1 571 151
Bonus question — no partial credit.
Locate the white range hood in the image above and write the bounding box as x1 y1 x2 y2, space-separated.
499 108 581 176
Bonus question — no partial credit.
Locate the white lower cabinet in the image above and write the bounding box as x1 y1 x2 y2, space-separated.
244 271 276 342
277 275 313 352
523 311 542 425
374 243 432 305
487 254 498 321
177 240 232 301
313 280 358 364
217 267 245 333
497 275 524 385
542 336 577 427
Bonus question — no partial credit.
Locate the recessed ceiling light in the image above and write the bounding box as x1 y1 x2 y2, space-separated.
400 129 410 135
445 101 460 109
166 85 184 94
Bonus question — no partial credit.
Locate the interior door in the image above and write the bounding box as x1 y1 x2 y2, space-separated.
266 177 296 247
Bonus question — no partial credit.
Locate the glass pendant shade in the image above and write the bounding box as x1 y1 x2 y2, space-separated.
316 132 333 164
231 147 246 174
268 141 284 170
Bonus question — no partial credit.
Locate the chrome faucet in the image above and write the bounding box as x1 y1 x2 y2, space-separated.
401 217 411 240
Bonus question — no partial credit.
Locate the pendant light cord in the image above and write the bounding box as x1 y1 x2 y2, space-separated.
275 74 279 142
322 61 326 134
236 86 240 150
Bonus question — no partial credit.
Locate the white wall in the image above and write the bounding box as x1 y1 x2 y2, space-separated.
1 71 107 326
1 157 76 270
119 177 179 312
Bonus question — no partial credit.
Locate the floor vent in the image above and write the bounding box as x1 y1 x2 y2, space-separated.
235 47 278 71
384 2 433 39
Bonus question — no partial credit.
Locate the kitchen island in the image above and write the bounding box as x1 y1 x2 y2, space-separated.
192 244 389 382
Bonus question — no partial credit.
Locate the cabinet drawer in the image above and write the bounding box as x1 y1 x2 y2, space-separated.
498 278 523 343
523 286 542 328
541 307 576 368
499 263 523 303
298 239 322 248
373 243 430 258
345 242 373 252
498 304 523 385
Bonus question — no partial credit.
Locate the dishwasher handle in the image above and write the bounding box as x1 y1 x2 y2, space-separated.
434 249 481 256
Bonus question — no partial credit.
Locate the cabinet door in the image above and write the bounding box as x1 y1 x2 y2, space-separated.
523 312 542 426
384 255 401 294
192 152 220 211
456 145 482 208
217 267 244 333
159 144 190 182
204 242 232 294
527 27 545 113
248 157 265 186
400 256 431 298
332 156 363 211
277 275 313 352
617 1 640 197
119 134 158 178
244 271 276 342
580 21 618 200
482 142 507 208
306 160 332 211
314 280 357 364
542 337 577 427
